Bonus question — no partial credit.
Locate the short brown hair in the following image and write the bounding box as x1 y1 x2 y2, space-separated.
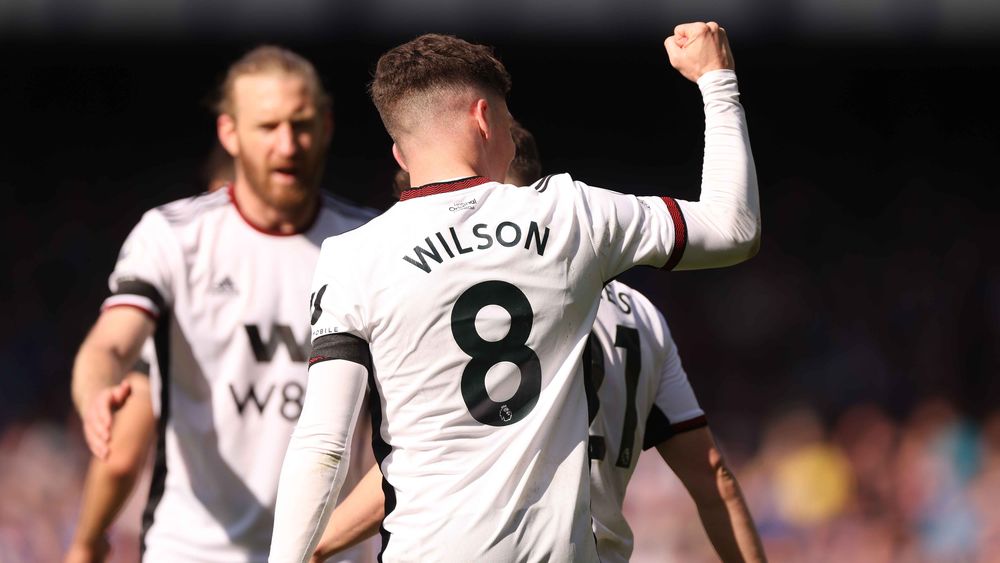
508 121 542 185
370 34 511 138
392 120 540 198
215 45 331 116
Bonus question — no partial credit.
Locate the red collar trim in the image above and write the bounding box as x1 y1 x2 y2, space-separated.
398 176 491 201
226 183 321 237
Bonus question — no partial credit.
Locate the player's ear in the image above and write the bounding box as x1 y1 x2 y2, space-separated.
472 98 491 140
392 143 408 172
217 114 239 158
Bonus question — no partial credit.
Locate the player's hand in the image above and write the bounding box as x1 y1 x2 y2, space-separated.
82 380 132 460
64 536 111 563
664 22 735 83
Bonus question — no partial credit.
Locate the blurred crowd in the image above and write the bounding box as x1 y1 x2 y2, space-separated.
2 398 998 562
626 399 1000 562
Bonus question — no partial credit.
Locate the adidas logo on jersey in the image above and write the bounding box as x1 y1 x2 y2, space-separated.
211 276 238 294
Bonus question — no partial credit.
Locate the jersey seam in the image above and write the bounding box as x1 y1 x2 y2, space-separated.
572 176 605 280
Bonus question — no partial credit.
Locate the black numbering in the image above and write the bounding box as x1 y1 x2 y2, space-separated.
451 280 541 426
614 326 641 467
310 285 327 326
584 324 642 468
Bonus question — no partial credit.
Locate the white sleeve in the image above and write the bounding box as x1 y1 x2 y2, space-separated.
572 69 758 279
573 182 680 281
672 68 760 270
270 236 375 562
103 209 177 318
642 314 706 450
269 359 369 563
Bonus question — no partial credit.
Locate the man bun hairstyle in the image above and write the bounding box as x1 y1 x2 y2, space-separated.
215 45 331 117
370 34 511 138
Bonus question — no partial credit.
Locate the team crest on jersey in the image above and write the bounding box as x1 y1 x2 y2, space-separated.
210 276 238 295
499 404 513 423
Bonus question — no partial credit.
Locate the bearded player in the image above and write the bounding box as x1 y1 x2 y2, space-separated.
70 46 379 563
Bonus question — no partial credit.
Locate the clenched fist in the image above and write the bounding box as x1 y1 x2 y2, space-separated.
665 22 735 83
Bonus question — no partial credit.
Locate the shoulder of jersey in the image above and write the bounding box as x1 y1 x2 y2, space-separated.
606 279 661 319
320 192 381 222
151 189 231 226
526 172 575 195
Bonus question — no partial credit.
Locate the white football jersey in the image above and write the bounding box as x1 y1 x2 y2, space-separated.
309 174 686 562
104 186 380 563
585 280 705 563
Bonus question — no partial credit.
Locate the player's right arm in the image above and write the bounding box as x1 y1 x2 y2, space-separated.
656 427 766 562
636 291 764 561
72 307 154 460
74 209 176 459
65 372 156 563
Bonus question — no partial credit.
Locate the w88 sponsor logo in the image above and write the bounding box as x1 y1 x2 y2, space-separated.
228 379 304 421
227 323 309 421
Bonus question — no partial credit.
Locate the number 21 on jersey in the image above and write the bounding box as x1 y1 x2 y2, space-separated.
585 325 641 468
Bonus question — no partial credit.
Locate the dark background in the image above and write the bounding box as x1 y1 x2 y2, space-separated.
5 31 998 436
2 5 1000 561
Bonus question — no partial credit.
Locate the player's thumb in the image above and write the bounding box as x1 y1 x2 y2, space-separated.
110 380 132 406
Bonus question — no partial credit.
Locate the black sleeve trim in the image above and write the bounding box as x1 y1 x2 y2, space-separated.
131 358 151 376
642 406 708 450
114 279 166 312
309 333 373 373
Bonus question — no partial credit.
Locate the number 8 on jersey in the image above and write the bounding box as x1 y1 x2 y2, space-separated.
451 280 541 426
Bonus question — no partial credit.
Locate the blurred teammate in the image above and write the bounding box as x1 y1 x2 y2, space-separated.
308 123 765 562
65 146 235 563
70 46 379 563
271 23 760 562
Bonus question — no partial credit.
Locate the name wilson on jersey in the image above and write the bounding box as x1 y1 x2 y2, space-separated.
403 220 551 273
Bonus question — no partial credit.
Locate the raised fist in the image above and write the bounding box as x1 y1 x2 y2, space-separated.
664 22 735 83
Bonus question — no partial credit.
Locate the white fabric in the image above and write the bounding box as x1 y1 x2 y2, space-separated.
106 188 380 563
271 69 755 563
675 69 760 270
587 281 703 563
270 361 369 563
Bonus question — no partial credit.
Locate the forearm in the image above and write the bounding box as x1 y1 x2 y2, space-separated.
693 473 766 563
270 361 368 563
71 308 153 414
658 428 765 562
72 345 128 415
70 376 154 550
313 464 385 561
674 69 760 270
71 456 143 546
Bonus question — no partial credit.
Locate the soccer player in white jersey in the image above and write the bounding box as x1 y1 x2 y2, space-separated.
305 123 766 563
584 281 765 562
270 22 760 562
69 46 379 563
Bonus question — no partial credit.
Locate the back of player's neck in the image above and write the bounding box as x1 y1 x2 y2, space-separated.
406 163 488 188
